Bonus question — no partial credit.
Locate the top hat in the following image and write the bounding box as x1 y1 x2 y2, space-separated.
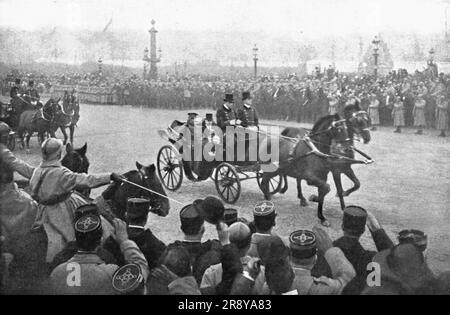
289 230 317 259
342 205 367 235
242 91 252 101
193 196 225 225
205 113 214 121
223 208 238 226
223 93 234 103
126 197 150 220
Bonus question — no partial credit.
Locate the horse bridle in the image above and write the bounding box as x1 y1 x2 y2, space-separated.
136 168 164 215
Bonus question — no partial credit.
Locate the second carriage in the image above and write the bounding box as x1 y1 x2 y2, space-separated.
156 117 283 204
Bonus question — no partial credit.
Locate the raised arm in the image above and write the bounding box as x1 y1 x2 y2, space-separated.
0 144 35 179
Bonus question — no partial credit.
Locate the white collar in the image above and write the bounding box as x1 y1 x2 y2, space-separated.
223 104 231 110
244 104 251 109
128 225 145 230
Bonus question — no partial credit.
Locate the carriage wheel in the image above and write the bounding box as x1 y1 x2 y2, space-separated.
256 172 283 196
157 145 183 191
7 133 15 151
215 163 241 204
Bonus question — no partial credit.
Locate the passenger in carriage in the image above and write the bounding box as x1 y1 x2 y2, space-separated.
216 93 241 132
236 91 259 130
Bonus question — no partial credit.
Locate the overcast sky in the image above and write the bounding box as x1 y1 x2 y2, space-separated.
0 0 449 37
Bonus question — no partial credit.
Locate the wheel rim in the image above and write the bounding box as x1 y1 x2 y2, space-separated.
157 146 183 191
257 172 282 195
215 163 241 204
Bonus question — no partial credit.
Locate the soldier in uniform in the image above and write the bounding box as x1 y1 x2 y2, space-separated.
287 227 356 295
49 214 149 295
247 201 278 258
236 91 259 129
102 198 166 271
24 80 40 107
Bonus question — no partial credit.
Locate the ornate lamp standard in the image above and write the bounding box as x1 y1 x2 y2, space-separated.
372 35 381 77
98 57 103 76
253 44 259 80
143 47 149 79
148 19 161 80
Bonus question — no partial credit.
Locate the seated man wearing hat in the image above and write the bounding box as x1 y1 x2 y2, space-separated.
287 226 356 295
247 201 279 258
236 92 259 130
313 206 393 295
102 198 166 271
216 93 241 132
50 216 149 295
200 221 265 294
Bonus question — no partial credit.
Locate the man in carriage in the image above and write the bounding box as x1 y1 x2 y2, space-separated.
23 80 41 108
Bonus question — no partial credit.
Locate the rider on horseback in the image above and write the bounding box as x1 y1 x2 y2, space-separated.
0 139 125 262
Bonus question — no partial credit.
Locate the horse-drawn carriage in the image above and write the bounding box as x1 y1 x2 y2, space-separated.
0 101 17 151
156 118 283 204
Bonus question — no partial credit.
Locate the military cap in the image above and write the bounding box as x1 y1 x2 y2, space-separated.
253 201 275 217
257 235 289 265
205 113 214 121
398 229 428 252
188 112 198 117
74 213 102 234
112 264 145 295
180 204 204 233
223 208 238 226
242 91 252 101
289 230 317 259
193 196 225 225
126 197 150 220
342 205 367 235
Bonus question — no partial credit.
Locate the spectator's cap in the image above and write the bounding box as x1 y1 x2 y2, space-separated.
289 230 317 259
74 203 100 221
126 197 150 220
205 113 214 121
193 196 225 225
223 208 238 226
242 91 252 101
180 204 204 231
112 264 144 294
224 93 234 103
253 201 275 217
29 80 34 86
398 229 428 252
257 235 289 265
41 138 63 161
188 113 198 117
15 78 21 85
229 222 252 249
342 205 367 235
74 213 102 234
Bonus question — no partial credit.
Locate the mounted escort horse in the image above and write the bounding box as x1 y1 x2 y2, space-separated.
279 103 373 211
258 114 349 226
16 98 60 150
55 90 80 145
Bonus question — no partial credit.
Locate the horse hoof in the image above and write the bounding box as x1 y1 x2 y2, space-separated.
321 219 331 227
300 199 308 207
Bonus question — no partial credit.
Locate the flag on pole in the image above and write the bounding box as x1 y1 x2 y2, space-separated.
102 17 113 32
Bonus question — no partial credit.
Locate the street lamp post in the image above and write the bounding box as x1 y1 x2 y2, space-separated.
253 44 259 80
98 57 103 76
143 47 149 79
372 35 380 78
148 19 161 80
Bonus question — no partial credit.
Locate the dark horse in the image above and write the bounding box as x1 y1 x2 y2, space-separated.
55 93 80 145
259 114 349 226
60 142 170 220
280 104 372 210
17 98 60 150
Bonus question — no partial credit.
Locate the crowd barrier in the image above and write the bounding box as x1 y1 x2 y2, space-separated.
45 85 118 104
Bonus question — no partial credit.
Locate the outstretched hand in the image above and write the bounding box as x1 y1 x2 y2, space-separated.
110 172 126 183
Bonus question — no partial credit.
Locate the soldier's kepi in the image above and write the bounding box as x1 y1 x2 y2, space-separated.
289 230 317 259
